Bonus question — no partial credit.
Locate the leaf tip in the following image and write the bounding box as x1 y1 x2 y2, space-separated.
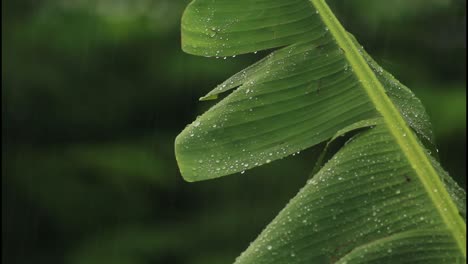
199 94 218 101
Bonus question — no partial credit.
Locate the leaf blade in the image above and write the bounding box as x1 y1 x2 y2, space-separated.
175 40 379 181
233 126 465 263
176 0 466 262
181 0 324 56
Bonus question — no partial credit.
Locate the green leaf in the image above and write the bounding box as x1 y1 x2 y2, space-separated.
181 0 325 56
176 0 466 263
232 125 464 263
176 39 379 181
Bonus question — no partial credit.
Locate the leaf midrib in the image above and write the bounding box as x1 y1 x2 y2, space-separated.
310 0 466 258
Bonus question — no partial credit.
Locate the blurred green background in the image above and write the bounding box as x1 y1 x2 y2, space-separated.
2 0 466 263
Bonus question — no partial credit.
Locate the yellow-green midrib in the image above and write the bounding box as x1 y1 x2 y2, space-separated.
310 0 466 258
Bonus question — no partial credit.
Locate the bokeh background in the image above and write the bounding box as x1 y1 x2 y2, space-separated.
2 0 466 263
